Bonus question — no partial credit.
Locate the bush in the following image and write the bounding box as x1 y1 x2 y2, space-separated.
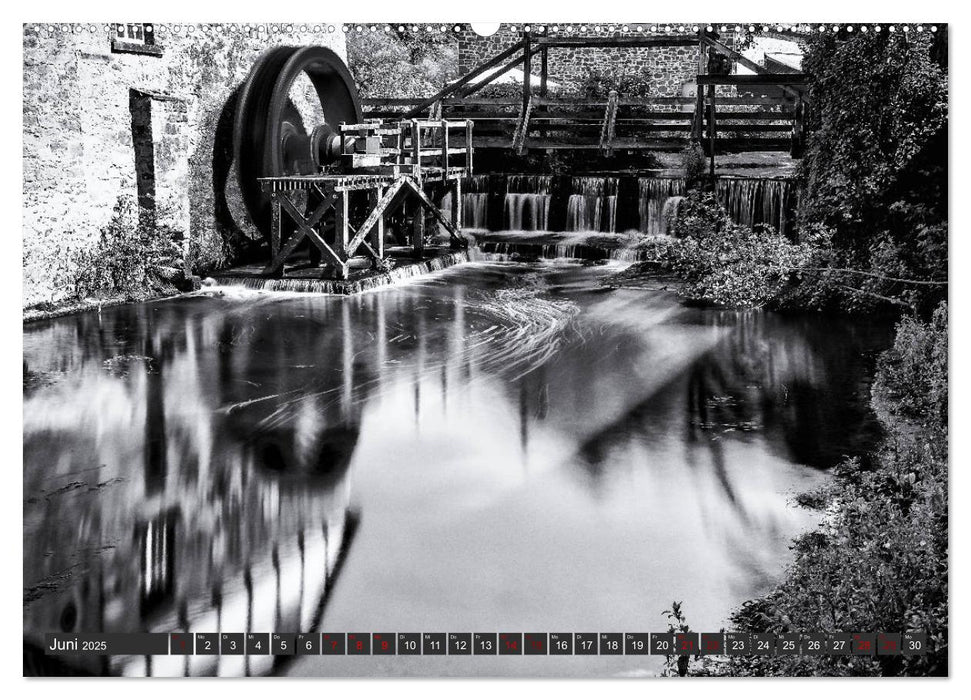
796 29 948 316
575 67 654 99
70 196 184 302
664 193 815 308
680 142 706 187
872 302 948 432
346 31 458 98
715 303 948 677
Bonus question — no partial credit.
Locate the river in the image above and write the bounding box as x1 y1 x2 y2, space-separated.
22 259 892 676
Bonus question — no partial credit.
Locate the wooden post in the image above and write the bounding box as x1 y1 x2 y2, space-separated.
522 33 532 118
335 190 350 279
465 120 474 177
412 201 425 260
451 177 462 245
396 122 405 168
600 90 618 155
411 118 424 261
538 46 549 141
791 96 805 158
411 119 422 180
692 31 706 140
270 191 281 261
707 84 716 178
372 186 385 259
441 120 449 170
540 46 548 98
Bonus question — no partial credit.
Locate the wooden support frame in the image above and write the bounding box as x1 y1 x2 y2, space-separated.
402 178 461 241
700 35 810 103
513 93 533 155
450 177 462 240
371 185 385 258
696 73 809 86
540 46 549 98
412 199 425 260
691 29 706 141
599 90 619 155
345 178 410 255
535 36 697 49
404 38 530 118
263 190 340 277
707 84 716 177
257 116 472 281
522 32 532 120
335 187 350 264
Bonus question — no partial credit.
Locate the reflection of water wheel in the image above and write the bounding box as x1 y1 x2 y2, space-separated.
233 46 362 240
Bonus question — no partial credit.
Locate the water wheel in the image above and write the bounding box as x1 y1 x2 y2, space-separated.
233 46 362 240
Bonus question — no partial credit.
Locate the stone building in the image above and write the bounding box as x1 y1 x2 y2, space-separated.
22 23 347 308
455 24 710 97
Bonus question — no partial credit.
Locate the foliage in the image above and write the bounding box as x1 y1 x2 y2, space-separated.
575 67 654 99
684 303 948 677
796 29 948 316
680 142 706 187
663 192 815 307
346 30 458 98
871 302 948 433
69 196 184 302
660 602 692 677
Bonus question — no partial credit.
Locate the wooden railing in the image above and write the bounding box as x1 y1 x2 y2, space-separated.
335 118 474 178
696 73 809 168
364 94 802 154
363 31 811 158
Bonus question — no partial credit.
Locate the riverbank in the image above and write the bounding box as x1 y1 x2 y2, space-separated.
738 303 946 676
23 289 181 324
662 302 948 677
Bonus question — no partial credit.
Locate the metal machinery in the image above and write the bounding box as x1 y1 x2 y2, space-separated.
232 46 472 280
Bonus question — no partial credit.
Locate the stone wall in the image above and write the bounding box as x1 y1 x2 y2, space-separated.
456 25 705 96
22 24 346 308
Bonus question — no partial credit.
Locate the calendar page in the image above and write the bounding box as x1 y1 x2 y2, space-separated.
21 9 949 682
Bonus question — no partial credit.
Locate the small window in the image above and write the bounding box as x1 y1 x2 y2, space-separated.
111 23 163 57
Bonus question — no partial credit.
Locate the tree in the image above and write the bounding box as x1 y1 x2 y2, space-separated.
345 29 458 99
795 29 948 315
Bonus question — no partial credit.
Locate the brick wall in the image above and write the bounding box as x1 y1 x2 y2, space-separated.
456 25 710 97
22 24 347 308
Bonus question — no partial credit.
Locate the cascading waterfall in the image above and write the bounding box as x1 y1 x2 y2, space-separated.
462 174 492 230
565 177 618 232
503 175 553 231
505 194 552 231
638 177 686 235
460 174 796 242
716 177 791 235
463 194 490 230
660 196 686 236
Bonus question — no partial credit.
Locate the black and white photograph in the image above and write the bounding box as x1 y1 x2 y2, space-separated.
19 9 952 682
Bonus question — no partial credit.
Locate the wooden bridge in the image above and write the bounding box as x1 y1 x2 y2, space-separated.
363 32 810 164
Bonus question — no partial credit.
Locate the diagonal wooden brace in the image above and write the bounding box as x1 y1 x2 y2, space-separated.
345 178 409 257
263 192 338 275
264 194 342 276
402 178 466 246
342 220 382 265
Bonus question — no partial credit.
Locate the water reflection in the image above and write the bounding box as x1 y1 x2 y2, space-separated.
23 261 891 677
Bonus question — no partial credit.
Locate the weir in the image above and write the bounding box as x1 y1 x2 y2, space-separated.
716 176 797 238
211 38 805 294
458 174 795 237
